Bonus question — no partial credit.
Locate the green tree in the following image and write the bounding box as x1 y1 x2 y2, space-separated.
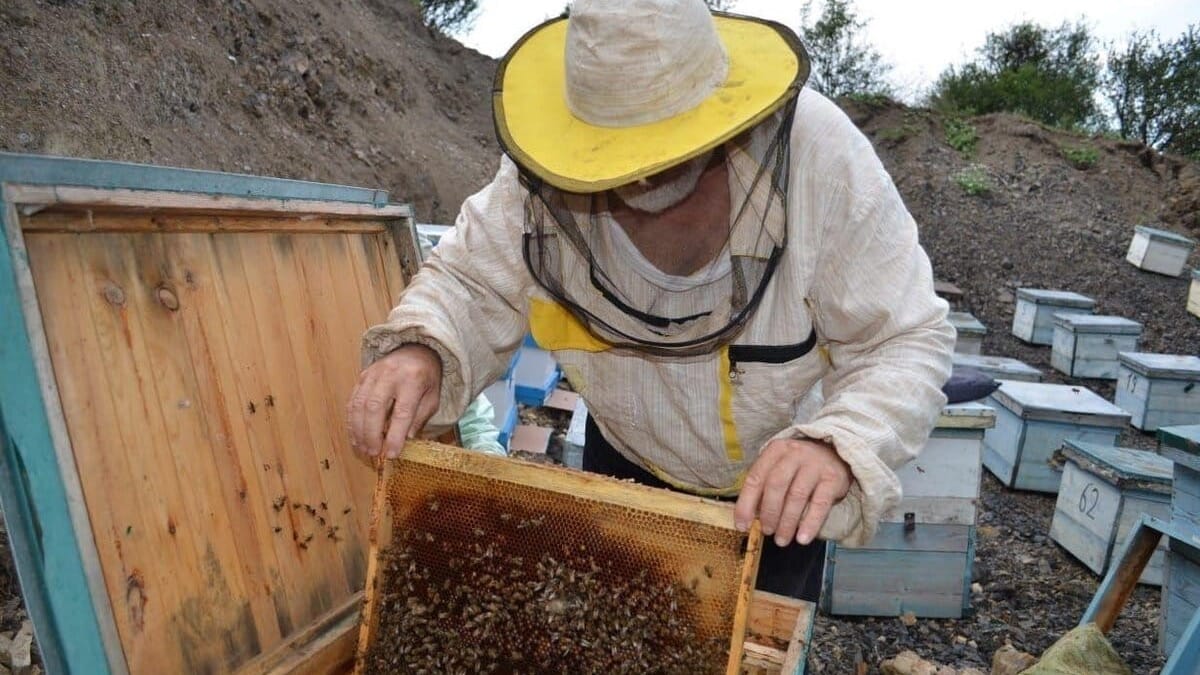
417 0 479 35
930 21 1102 129
1106 26 1200 158
799 0 893 98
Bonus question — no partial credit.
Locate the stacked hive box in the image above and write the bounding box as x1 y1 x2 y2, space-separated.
1125 225 1196 277
1189 269 1199 319
822 403 995 618
947 311 986 355
1115 354 1200 432
983 381 1130 493
513 336 562 406
1049 440 1172 585
1011 289 1096 345
1050 314 1142 379
951 353 1042 382
1157 425 1200 656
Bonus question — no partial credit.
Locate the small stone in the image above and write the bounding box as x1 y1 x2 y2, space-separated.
880 650 939 675
971 582 983 595
900 611 918 627
960 669 986 675
1038 559 1052 576
954 634 968 645
992 644 1037 675
8 621 32 671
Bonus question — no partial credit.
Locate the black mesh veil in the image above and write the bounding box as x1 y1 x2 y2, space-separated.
519 96 797 357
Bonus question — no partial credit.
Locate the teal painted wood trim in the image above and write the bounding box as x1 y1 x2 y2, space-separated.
1163 604 1200 675
790 601 816 675
0 152 395 207
0 205 112 673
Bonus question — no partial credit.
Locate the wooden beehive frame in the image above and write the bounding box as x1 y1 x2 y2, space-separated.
0 153 420 675
353 440 764 675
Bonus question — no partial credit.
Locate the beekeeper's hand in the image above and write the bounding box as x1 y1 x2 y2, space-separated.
346 344 442 458
733 438 851 547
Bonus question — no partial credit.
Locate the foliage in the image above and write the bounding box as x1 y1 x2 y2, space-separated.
799 0 893 98
415 0 479 35
953 165 993 196
929 21 1102 130
1060 144 1099 169
1105 26 1200 158
943 117 978 157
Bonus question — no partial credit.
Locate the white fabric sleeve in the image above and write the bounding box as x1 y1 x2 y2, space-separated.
772 124 955 547
361 157 532 429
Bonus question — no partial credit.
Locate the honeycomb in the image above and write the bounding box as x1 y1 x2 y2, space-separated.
357 441 758 674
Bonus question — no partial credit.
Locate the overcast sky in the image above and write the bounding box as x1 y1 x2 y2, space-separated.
459 0 1200 101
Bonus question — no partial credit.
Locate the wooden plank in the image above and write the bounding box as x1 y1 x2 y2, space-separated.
23 211 389 234
830 589 968 619
5 184 409 220
237 235 353 608
1082 517 1163 633
727 520 763 675
353 459 390 675
397 440 740 529
236 595 359 675
1050 463 1122 574
2 203 124 673
892 434 983 500
1162 596 1200 675
34 231 202 672
880 496 978 526
0 153 394 207
200 232 318 638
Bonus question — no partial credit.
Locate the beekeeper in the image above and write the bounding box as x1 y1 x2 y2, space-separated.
347 0 953 600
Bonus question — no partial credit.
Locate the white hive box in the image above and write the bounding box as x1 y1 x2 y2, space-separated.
1116 353 1200 432
1050 314 1142 379
823 403 995 619
1126 225 1196 277
1157 425 1200 656
1049 440 1172 585
983 381 1131 493
948 311 987 355
1012 288 1096 345
952 353 1043 382
1189 268 1200 319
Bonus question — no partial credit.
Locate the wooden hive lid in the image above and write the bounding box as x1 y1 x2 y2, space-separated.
990 381 1131 427
1060 439 1173 492
947 311 986 335
1118 352 1200 379
936 400 997 429
1014 288 1096 308
1134 225 1196 246
1159 425 1200 472
951 353 1041 378
1051 313 1142 335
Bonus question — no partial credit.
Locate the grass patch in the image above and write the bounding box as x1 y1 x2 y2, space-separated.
845 92 894 107
953 165 993 196
944 117 978 157
877 124 916 143
1060 143 1099 169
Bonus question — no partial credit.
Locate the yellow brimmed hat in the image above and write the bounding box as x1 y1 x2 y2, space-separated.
493 0 809 194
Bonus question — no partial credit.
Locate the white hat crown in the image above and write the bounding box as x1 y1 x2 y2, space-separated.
565 0 730 128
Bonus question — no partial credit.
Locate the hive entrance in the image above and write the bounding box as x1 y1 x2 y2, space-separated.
356 441 761 674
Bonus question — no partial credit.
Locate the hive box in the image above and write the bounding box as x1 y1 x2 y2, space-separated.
952 353 1042 382
1049 440 1172 585
948 311 986 355
1012 288 1096 345
1157 425 1200 656
513 338 562 406
1050 314 1142 379
1189 269 1200 319
1116 353 1200 432
1126 225 1197 277
822 403 995 618
983 381 1130 493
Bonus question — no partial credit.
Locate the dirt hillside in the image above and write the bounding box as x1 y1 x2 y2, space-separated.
2 2 1199 674
0 0 500 222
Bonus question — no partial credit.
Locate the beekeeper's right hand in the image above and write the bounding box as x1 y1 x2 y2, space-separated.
346 343 442 459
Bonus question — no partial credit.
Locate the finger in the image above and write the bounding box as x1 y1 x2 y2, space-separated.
360 377 399 456
773 466 820 547
347 370 379 454
383 382 439 458
796 480 841 545
734 443 785 531
756 450 804 537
